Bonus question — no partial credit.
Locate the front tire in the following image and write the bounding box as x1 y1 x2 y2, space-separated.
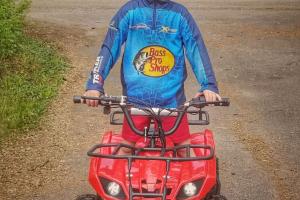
207 194 228 200
75 194 101 200
205 157 224 200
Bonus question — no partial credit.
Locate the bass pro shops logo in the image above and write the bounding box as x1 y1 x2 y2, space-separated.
133 46 175 77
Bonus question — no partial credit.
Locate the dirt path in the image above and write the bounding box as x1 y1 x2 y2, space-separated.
0 0 299 199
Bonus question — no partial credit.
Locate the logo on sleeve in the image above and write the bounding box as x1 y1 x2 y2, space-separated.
133 46 175 77
93 56 103 84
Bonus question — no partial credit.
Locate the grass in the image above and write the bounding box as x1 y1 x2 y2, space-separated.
0 37 68 139
0 0 68 139
0 0 30 60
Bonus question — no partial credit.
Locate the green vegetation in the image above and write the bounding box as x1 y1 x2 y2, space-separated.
0 0 30 61
0 0 68 139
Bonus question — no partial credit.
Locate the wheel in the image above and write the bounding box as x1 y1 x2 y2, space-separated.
204 157 227 200
215 157 221 194
208 194 228 200
75 194 101 200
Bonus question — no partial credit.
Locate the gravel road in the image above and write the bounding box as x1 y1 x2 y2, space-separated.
0 0 299 199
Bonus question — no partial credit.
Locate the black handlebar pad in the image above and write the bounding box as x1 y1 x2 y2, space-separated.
101 96 122 103
73 95 123 104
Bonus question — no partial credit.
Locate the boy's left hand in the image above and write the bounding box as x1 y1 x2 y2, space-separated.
194 90 222 102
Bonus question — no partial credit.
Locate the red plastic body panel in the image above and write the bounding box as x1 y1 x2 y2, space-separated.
88 130 216 200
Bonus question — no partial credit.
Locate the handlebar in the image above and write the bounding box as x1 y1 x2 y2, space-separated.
73 95 230 107
73 95 230 136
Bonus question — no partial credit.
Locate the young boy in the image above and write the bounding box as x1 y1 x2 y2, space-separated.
84 0 221 148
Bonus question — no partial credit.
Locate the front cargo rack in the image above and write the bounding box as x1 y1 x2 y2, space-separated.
88 143 214 200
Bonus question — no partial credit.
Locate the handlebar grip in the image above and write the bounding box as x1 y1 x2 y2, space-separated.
73 96 87 104
190 97 230 107
219 98 230 106
199 96 206 103
73 96 83 104
191 96 206 103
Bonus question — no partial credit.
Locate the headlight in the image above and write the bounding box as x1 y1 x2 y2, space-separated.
100 177 126 198
107 182 121 196
183 182 197 197
177 179 204 199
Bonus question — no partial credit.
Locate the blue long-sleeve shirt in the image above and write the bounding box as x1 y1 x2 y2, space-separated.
86 0 218 108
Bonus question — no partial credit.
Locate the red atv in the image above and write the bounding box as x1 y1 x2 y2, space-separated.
74 95 229 200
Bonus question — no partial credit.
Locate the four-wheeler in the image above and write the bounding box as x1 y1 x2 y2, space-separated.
74 95 229 200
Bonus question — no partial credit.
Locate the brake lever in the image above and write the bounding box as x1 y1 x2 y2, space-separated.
103 106 111 115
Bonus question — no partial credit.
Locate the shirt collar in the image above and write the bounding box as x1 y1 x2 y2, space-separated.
144 0 170 6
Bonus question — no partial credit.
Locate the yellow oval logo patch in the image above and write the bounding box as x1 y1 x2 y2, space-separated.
133 46 175 77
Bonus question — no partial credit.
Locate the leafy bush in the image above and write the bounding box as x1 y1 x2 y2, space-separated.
0 0 30 60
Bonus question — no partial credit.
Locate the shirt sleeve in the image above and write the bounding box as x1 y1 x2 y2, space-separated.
180 9 219 94
86 6 129 93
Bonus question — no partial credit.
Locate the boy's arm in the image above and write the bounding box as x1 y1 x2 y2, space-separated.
181 9 221 101
86 6 129 94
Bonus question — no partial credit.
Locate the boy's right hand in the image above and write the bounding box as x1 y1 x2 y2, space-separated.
84 90 102 107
